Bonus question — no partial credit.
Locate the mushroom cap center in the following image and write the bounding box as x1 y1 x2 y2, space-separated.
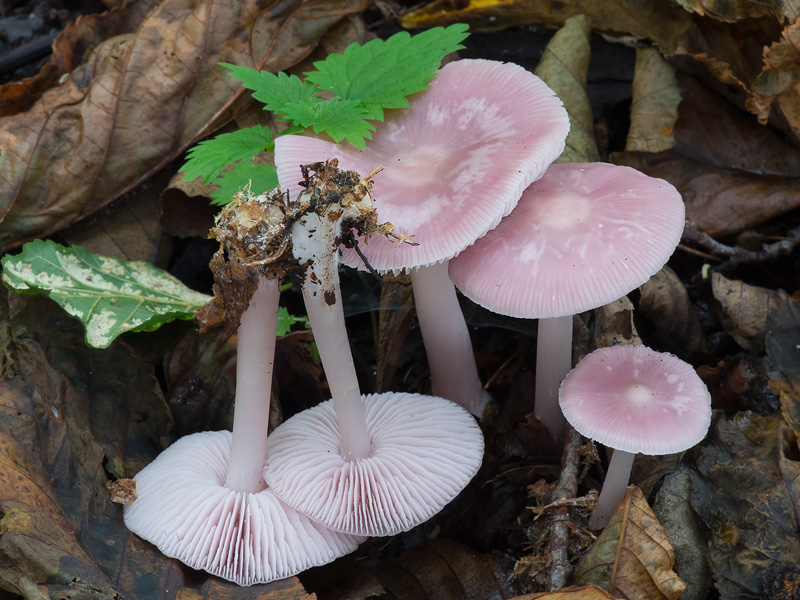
532 190 592 230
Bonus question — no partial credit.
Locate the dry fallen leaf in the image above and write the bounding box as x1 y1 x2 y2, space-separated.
534 14 598 163
691 413 800 599
626 47 681 153
573 486 687 600
638 266 708 361
0 0 368 250
672 0 798 22
509 583 615 599
711 272 798 353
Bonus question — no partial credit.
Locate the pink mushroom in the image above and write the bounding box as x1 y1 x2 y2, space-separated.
265 391 484 536
558 345 711 529
124 194 364 585
262 161 484 537
448 162 685 445
275 58 569 417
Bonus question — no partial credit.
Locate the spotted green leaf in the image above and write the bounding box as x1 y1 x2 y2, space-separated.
1 240 211 348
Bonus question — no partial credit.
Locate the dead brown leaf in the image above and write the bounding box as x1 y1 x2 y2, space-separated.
534 14 598 163
626 47 680 153
509 583 615 599
573 487 686 600
366 539 516 600
672 0 799 22
691 413 800 599
592 296 642 349
638 266 708 361
0 0 369 251
711 272 798 352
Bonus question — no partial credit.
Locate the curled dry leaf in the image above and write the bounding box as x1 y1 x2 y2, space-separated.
573 486 687 600
690 413 800 599
534 14 598 163
0 0 368 251
749 22 800 145
592 296 642 349
626 47 681 153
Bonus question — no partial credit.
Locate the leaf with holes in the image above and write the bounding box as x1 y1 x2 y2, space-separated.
1 239 211 348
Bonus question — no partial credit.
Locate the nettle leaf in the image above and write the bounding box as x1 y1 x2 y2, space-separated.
211 161 279 206
306 100 374 148
223 65 318 117
1 240 211 349
276 306 309 336
306 24 470 120
181 125 274 184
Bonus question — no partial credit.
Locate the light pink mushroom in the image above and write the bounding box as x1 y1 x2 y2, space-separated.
262 163 484 537
264 391 484 536
558 345 711 529
124 277 364 585
275 58 569 417
448 162 685 445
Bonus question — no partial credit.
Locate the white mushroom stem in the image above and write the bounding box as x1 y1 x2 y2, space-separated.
411 262 489 418
294 211 371 461
225 276 281 493
534 315 572 447
587 449 635 530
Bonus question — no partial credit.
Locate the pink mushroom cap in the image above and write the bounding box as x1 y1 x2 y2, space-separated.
448 162 686 318
558 346 711 455
275 58 569 273
263 392 484 537
123 431 365 586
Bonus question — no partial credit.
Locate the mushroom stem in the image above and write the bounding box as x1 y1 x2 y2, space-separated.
411 262 489 418
225 276 281 493
587 449 635 530
295 212 371 461
534 315 572 447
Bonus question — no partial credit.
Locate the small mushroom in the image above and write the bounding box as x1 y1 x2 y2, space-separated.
275 58 569 417
558 345 711 529
448 162 685 445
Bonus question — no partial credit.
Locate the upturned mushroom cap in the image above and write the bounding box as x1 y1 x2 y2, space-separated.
448 162 686 318
123 431 364 586
558 346 711 455
275 58 569 273
263 392 484 537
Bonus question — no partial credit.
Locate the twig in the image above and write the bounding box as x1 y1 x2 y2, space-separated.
681 223 799 264
546 424 583 591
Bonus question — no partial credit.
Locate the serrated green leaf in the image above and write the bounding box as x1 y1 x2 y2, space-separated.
1 240 211 349
222 65 318 118
306 100 374 148
180 126 274 184
306 24 469 121
210 162 279 206
276 306 309 336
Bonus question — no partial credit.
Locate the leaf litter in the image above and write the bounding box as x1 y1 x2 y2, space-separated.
1 0 800 598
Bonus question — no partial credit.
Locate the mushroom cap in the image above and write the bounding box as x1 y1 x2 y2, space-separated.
558 346 711 455
448 162 685 318
123 431 364 586
263 392 484 537
275 58 569 273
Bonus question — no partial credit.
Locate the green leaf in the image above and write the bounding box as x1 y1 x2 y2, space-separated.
210 161 279 206
276 306 309 336
305 24 469 120
180 125 274 184
222 65 318 118
1 240 211 349
305 100 374 148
